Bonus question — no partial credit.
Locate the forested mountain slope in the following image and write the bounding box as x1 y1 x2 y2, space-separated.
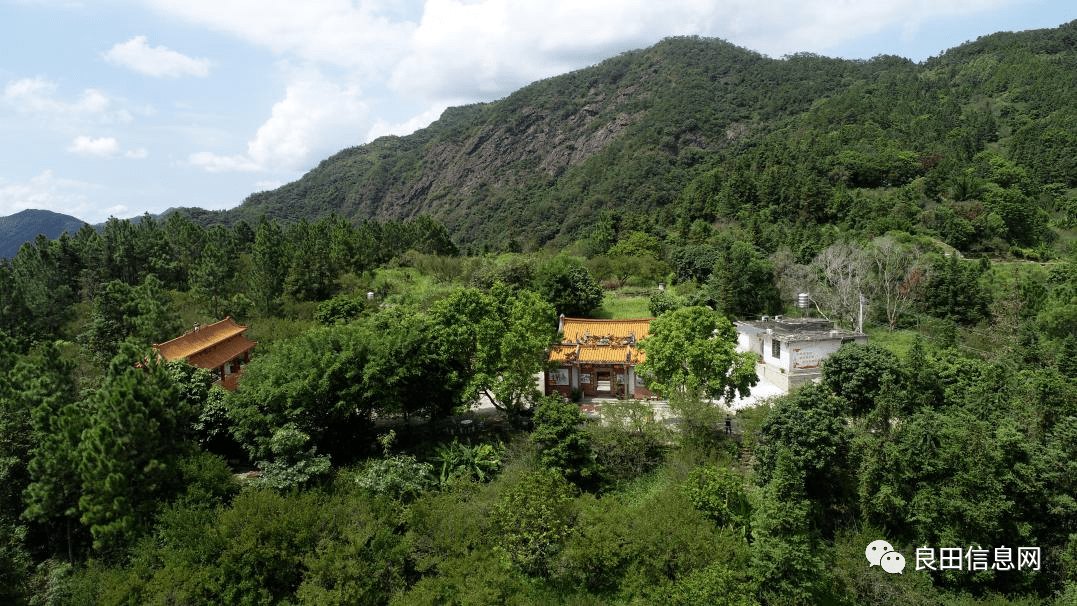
178 21 1077 254
0 209 86 260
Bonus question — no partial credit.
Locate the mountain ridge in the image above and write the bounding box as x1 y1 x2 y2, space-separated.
174 21 1077 253
0 209 87 260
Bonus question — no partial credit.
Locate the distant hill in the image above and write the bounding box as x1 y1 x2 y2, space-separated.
0 209 87 259
175 21 1077 254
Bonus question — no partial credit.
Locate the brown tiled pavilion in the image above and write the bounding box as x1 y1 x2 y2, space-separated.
153 317 257 390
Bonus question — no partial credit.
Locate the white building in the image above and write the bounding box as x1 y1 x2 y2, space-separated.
735 317 867 392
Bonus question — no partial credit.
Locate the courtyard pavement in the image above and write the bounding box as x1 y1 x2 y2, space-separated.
469 367 786 421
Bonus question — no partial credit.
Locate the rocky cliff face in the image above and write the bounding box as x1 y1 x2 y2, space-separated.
399 94 642 213
228 41 706 245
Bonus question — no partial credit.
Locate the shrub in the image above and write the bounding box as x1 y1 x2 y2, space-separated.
494 470 578 577
256 425 332 490
354 456 435 503
432 439 503 486
683 465 751 529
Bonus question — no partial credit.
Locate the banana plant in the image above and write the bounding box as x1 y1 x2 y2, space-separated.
433 439 503 486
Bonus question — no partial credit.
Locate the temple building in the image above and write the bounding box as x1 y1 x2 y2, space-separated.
153 316 257 391
545 316 657 400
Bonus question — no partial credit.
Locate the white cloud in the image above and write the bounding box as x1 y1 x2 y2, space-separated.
0 170 99 220
189 151 263 173
387 0 1023 101
142 0 416 75
366 102 450 141
67 135 120 157
707 0 1018 58
190 67 368 172
3 77 114 116
103 36 211 78
65 136 148 159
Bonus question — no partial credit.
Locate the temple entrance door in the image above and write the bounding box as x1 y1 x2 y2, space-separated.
596 369 612 392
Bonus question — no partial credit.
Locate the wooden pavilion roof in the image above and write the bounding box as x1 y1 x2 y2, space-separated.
154 317 256 370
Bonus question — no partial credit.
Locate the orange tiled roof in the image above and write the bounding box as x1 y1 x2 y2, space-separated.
550 344 579 363
551 317 651 365
577 344 645 364
154 317 256 368
559 317 652 343
188 335 257 370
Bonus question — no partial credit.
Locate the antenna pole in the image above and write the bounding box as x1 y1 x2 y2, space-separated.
858 293 864 333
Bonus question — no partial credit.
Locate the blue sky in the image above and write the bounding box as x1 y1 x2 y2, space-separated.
1 0 1074 224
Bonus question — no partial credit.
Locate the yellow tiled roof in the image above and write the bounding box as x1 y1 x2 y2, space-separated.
551 317 651 365
187 335 257 370
577 344 645 364
559 317 652 343
550 344 579 363
154 317 254 364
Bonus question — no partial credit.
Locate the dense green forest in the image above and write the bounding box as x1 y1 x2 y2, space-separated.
3 204 1077 604
4 21 1077 606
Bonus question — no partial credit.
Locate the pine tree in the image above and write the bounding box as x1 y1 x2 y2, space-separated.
285 220 338 303
249 220 287 315
75 348 194 557
751 447 828 605
191 226 238 318
84 275 182 363
21 342 87 561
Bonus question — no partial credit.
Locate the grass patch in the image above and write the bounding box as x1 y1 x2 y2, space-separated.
864 326 923 358
609 465 673 510
374 267 460 308
593 290 653 319
245 316 317 351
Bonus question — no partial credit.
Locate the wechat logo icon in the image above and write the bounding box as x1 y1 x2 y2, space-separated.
866 539 906 574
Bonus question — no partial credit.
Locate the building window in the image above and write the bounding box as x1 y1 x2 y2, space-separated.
772 338 781 359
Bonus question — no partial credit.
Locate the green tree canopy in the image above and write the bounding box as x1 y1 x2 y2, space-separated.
820 343 906 417
533 255 603 317
635 306 757 402
249 220 288 315
226 323 371 464
430 284 556 415
76 348 197 557
83 275 183 363
361 306 459 420
20 342 87 561
706 239 782 318
919 254 991 325
755 384 854 532
751 447 830 604
531 396 597 486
